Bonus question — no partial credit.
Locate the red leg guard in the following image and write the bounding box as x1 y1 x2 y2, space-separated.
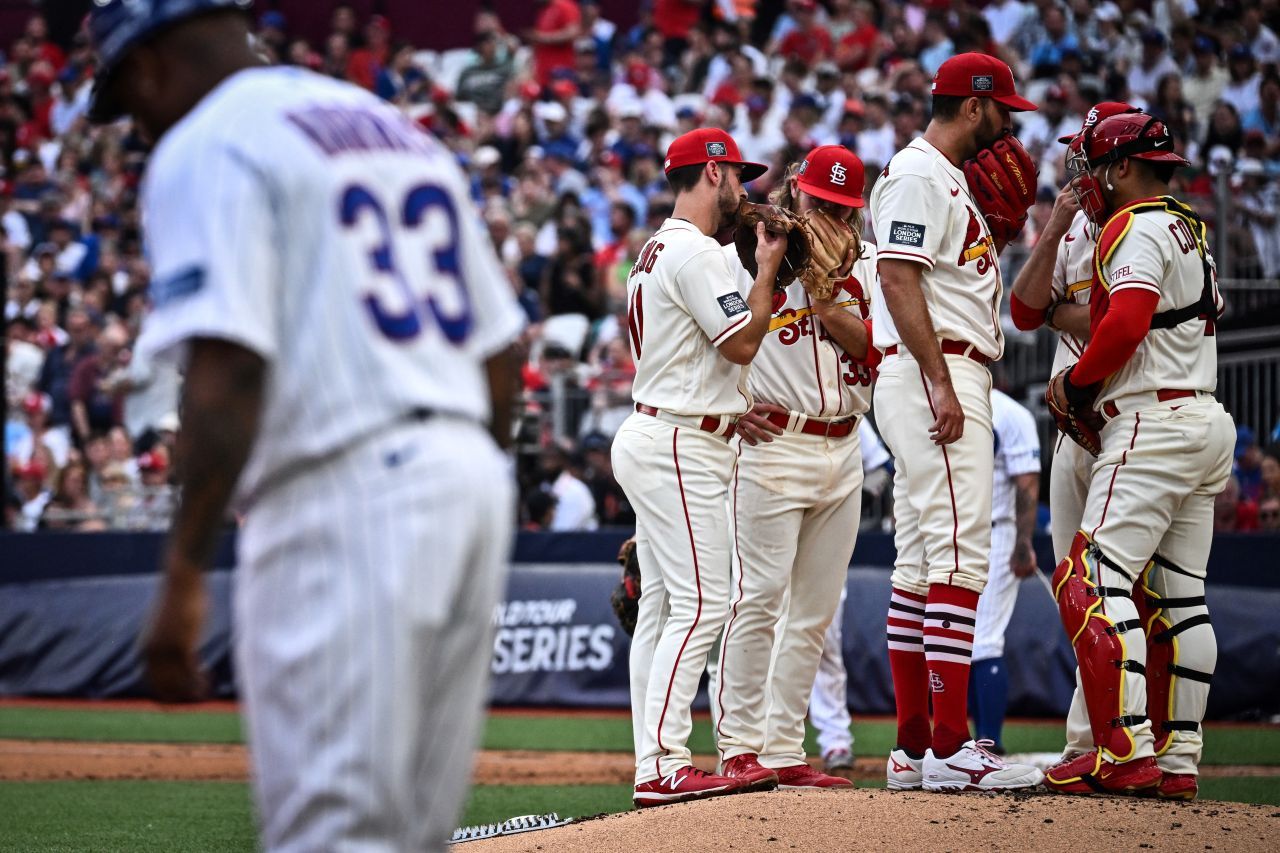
1052 531 1145 761
1134 560 1175 755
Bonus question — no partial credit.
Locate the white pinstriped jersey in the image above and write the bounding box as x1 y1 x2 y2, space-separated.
626 218 753 417
1094 199 1224 406
136 67 525 505
990 390 1040 524
725 241 876 419
869 138 1004 360
1049 211 1093 377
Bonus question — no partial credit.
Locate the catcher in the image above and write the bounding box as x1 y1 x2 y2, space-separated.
710 145 880 790
1042 111 1232 798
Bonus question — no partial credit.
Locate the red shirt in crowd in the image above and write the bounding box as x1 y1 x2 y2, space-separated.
778 26 833 66
837 23 881 71
534 0 582 85
654 0 703 40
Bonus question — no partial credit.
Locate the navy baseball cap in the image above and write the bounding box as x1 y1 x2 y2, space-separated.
88 0 253 123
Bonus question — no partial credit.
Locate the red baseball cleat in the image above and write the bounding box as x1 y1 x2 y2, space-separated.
1156 772 1198 800
1044 751 1161 795
721 753 780 792
775 763 855 789
633 766 744 808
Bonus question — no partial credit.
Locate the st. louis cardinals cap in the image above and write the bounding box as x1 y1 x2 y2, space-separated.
1057 101 1139 143
930 53 1037 112
664 128 768 182
796 145 865 208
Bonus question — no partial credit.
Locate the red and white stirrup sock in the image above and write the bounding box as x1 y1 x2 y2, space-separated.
887 588 930 755
924 584 979 758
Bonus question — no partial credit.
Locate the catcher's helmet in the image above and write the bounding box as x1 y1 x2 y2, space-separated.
87 0 254 123
1077 111 1190 169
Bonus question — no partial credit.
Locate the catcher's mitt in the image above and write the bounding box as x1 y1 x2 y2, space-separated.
1046 365 1104 456
963 132 1038 246
610 536 641 636
734 201 855 301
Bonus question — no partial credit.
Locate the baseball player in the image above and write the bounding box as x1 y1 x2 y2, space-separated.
1009 101 1139 776
808 418 893 777
613 127 787 808
90 3 526 851
714 145 878 791
1043 111 1232 798
968 388 1041 753
869 52 1042 792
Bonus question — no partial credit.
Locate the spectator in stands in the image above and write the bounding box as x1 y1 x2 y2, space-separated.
1242 73 1280 156
40 459 99 531
9 390 69 469
835 0 884 72
1224 44 1263 117
1236 426 1265 503
1127 29 1180 104
542 224 602 319
130 448 174 532
531 0 583 86
1243 5 1280 67
522 489 559 531
580 431 632 526
374 42 425 104
1184 36 1229 130
1203 102 1244 168
1235 159 1280 280
1260 496 1280 533
68 323 128 447
1028 4 1080 78
456 32 514 116
777 0 832 66
538 443 597 531
1214 475 1258 533
1149 73 1196 154
13 458 50 532
35 306 95 438
1261 445 1280 502
347 14 392 91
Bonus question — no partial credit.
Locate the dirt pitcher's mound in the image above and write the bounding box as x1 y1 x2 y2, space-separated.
463 789 1280 853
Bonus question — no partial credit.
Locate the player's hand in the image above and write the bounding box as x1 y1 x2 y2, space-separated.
736 401 787 446
141 559 210 703
1045 185 1081 238
836 245 857 279
754 222 788 273
927 379 964 445
1011 538 1038 578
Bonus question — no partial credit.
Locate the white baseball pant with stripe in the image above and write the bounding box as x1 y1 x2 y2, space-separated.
613 413 737 784
235 419 513 853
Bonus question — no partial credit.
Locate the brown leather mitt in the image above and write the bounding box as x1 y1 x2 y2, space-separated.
1046 366 1105 456
610 536 641 636
734 201 855 300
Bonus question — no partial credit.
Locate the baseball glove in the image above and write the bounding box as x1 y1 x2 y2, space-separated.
610 536 641 636
963 132 1038 246
734 201 855 301
1046 365 1105 456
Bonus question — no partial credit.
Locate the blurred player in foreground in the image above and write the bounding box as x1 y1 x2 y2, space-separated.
89 1 525 849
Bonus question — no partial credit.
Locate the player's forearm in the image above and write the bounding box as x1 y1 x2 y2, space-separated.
1014 473 1039 545
814 305 869 360
1009 231 1063 315
485 343 521 450
167 339 264 573
880 264 949 385
1051 303 1090 340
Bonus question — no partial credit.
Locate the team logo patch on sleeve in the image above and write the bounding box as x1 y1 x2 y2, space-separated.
717 292 748 317
889 221 926 248
706 141 728 157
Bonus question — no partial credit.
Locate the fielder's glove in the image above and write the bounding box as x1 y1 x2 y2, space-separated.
610 536 641 636
734 201 855 301
963 132 1038 246
1046 365 1105 456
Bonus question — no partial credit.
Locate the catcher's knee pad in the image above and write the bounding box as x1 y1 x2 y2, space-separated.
1052 531 1148 761
1138 555 1215 755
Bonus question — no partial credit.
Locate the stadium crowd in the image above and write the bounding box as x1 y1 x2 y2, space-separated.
3 1 1280 533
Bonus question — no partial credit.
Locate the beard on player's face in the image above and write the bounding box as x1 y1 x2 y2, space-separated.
715 168 743 229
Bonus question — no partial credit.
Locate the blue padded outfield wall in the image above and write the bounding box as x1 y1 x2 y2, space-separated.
1 531 1277 719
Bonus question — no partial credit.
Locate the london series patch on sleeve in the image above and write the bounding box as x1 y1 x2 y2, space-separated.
718 292 748 317
889 221 926 248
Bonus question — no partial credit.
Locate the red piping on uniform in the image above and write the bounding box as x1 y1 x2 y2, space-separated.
808 294 828 416
655 428 703 778
919 367 962 583
716 440 747 745
879 249 935 268
629 283 644 359
1092 412 1141 539
712 311 751 344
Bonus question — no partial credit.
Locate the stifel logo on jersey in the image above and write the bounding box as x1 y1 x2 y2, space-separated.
957 208 994 272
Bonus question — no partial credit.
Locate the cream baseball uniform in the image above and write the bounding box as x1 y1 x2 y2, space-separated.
972 390 1041 662
137 67 524 852
715 242 876 771
870 137 1002 597
1071 197 1233 774
612 218 755 784
1048 210 1099 758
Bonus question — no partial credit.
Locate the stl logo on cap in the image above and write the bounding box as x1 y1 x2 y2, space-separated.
972 75 993 92
705 141 727 157
829 161 848 186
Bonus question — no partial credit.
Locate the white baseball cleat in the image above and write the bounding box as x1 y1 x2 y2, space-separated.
922 739 1044 792
886 748 924 791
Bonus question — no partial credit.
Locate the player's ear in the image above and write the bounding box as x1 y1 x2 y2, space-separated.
706 160 721 187
964 96 983 123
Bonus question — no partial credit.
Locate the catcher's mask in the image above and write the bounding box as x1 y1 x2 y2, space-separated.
1067 111 1188 227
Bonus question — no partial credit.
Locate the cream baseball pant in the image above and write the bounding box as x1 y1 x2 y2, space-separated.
612 411 738 784
235 419 513 853
875 353 994 596
1073 395 1234 771
808 586 855 759
1050 434 1095 757
714 426 863 768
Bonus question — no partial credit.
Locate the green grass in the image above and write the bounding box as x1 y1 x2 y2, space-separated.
3 707 1275 767
2 777 1277 853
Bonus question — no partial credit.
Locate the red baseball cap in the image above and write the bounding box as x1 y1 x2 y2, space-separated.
137 450 169 473
931 53 1037 112
796 145 865 208
664 128 767 182
1058 101 1138 143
